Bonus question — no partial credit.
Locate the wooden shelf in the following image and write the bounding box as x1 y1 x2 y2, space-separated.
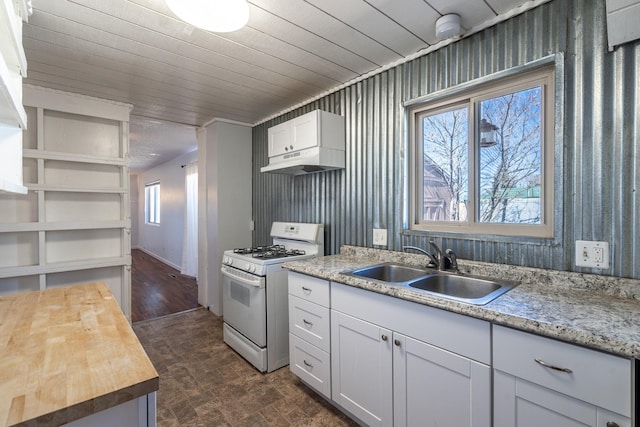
28 184 128 194
23 148 130 166
0 220 130 233
0 256 130 279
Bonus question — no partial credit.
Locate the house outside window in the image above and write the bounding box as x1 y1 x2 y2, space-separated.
409 66 555 238
145 181 160 225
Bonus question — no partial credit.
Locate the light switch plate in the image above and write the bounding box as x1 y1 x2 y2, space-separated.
575 240 610 269
373 228 387 246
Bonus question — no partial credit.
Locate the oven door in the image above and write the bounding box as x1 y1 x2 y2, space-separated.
221 265 267 347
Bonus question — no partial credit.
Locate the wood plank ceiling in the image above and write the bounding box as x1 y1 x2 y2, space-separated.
23 0 544 128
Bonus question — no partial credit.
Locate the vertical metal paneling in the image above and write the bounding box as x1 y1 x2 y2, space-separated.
252 0 640 278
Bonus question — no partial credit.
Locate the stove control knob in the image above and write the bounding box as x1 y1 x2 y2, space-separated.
226 257 233 265
251 265 257 273
246 263 252 271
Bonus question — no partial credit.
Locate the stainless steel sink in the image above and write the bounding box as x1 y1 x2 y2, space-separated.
407 273 517 305
346 263 432 282
341 263 517 305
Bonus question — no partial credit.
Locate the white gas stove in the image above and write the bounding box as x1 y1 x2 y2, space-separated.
221 222 324 372
222 222 324 275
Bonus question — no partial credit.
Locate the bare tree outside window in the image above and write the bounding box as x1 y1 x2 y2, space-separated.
478 87 542 224
421 107 468 222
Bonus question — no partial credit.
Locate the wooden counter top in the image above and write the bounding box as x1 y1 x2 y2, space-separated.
0 283 159 427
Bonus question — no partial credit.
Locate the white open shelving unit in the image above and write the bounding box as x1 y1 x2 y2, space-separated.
0 85 134 319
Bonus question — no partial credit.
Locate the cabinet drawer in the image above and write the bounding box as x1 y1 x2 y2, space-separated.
288 272 330 307
493 325 632 417
289 295 330 352
289 334 331 399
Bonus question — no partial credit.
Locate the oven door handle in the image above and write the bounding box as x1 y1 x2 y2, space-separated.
221 266 264 288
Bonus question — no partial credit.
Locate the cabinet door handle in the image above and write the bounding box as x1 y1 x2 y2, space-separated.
301 286 312 293
534 358 573 374
606 422 620 427
303 319 313 326
394 339 401 347
303 360 314 368
289 145 294 150
381 334 388 341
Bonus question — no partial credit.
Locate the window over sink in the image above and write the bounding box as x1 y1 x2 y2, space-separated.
408 64 556 238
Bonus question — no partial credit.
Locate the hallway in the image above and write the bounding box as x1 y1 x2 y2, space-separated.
131 249 199 322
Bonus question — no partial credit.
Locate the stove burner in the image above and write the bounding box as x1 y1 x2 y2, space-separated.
233 245 306 259
233 246 271 255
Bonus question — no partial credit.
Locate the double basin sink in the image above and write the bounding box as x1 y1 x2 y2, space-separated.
342 263 517 305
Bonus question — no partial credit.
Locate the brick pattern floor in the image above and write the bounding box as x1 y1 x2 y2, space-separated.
133 308 359 426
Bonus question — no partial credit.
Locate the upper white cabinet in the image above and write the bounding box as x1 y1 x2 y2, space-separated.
0 0 30 194
267 110 345 158
493 325 632 427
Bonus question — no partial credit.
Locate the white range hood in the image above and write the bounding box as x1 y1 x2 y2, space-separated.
260 146 345 175
261 110 345 176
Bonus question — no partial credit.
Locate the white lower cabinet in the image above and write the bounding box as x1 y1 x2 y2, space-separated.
493 325 632 427
330 282 491 427
288 274 635 427
66 393 156 427
288 272 332 399
331 310 393 426
393 333 490 427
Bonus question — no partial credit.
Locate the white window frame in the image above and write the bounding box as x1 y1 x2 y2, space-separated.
408 65 555 238
145 181 161 225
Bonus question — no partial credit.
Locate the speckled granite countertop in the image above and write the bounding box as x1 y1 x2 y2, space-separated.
283 246 640 359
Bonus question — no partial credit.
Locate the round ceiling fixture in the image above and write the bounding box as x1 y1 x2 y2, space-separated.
435 14 461 40
165 0 250 33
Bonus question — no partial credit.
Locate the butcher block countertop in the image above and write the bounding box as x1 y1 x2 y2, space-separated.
0 283 159 427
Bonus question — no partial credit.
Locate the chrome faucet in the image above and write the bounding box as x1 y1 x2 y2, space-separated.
402 245 438 268
445 249 459 273
428 241 446 271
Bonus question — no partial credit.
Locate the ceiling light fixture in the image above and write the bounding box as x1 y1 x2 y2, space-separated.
435 13 461 40
164 0 250 33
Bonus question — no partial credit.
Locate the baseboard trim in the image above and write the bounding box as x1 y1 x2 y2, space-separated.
136 248 181 271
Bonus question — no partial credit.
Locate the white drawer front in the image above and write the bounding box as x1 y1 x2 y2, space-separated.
288 272 330 307
289 295 330 352
289 333 331 399
493 325 632 416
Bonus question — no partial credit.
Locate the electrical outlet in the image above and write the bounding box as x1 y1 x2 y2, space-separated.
575 240 610 269
373 228 387 246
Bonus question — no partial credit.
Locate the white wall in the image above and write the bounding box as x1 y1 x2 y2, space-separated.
136 149 198 269
198 120 252 314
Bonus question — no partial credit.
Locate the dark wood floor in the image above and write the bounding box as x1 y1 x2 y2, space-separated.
131 249 200 323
